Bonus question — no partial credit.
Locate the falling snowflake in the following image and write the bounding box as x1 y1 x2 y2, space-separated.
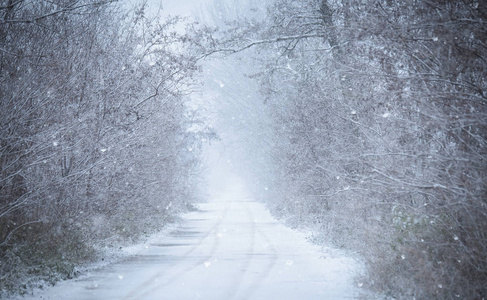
213 79 225 88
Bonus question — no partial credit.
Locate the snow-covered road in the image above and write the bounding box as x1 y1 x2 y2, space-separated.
19 183 363 299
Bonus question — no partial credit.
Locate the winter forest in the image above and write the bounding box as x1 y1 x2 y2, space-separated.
1 0 486 299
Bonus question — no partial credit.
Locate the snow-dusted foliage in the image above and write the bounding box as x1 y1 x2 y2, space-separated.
200 0 487 298
0 1 207 295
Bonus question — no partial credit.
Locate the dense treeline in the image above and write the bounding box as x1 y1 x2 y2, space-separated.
206 0 486 298
0 0 206 295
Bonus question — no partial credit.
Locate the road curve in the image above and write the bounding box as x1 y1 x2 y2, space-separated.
16 183 363 299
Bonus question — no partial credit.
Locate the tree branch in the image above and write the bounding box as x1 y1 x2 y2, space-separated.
198 33 326 60
1 0 117 24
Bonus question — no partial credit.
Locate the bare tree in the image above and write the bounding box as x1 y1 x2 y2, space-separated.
199 0 487 298
0 1 205 295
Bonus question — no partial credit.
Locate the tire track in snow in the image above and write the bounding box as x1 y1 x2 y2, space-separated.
122 200 230 299
219 200 256 300
232 202 277 300
239 229 278 299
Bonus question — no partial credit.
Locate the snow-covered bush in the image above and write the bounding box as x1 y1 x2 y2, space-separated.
204 0 487 298
0 1 205 296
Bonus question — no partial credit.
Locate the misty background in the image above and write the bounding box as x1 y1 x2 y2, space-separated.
1 0 486 299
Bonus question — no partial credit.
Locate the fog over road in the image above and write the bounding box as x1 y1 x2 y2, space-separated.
19 179 362 300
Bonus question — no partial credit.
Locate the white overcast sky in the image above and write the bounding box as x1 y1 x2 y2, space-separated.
123 0 212 18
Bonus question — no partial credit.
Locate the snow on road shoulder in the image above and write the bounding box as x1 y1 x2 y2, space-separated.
9 195 372 300
243 200 367 299
6 217 185 300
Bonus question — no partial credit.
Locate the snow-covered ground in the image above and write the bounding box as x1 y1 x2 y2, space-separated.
13 179 366 299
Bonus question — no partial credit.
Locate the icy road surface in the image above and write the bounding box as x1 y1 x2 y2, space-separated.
19 184 363 299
